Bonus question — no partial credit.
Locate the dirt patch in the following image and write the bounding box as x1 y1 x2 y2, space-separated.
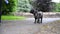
34 20 60 34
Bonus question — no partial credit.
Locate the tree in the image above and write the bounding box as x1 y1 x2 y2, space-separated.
29 0 52 12
0 0 2 23
1 0 17 15
17 0 31 12
51 2 60 12
55 3 60 12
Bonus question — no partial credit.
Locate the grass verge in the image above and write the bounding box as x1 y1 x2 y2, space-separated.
1 15 26 20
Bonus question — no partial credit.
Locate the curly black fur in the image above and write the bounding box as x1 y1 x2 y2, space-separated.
30 9 43 24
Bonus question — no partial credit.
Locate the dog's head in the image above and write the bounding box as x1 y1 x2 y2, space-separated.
30 9 37 14
30 9 34 14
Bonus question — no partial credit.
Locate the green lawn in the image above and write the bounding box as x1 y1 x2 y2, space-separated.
1 15 26 20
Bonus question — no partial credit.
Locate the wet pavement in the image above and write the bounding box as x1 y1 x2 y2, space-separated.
0 18 60 34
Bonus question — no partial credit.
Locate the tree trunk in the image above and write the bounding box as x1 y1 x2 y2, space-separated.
0 0 2 23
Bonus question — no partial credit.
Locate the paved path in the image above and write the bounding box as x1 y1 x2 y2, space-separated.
1 18 60 34
26 18 60 24
1 18 60 24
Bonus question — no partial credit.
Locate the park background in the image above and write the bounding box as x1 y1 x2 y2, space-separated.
1 0 60 20
1 0 60 34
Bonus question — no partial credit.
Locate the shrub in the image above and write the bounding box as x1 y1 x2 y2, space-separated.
1 0 17 15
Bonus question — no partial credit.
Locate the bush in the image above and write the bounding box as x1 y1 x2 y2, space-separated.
1 0 17 15
17 0 31 12
51 3 60 12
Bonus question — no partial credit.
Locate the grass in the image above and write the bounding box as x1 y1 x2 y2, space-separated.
1 15 26 20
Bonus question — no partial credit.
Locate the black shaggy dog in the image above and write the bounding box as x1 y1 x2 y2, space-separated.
30 9 43 24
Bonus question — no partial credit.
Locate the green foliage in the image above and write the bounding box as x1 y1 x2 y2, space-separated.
55 3 60 12
2 0 17 15
17 0 31 12
51 2 60 12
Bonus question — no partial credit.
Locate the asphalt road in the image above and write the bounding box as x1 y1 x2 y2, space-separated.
1 18 60 34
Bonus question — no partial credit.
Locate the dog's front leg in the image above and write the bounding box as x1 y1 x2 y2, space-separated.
41 17 42 23
37 18 40 24
34 18 37 24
